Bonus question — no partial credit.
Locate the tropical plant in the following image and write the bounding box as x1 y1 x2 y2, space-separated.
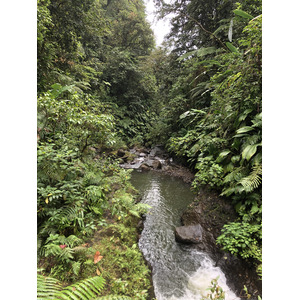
37 274 106 299
216 222 262 278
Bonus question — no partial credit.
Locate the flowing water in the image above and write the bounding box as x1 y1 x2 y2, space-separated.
131 170 240 300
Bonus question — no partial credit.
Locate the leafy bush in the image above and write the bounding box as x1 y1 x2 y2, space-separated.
37 83 116 154
216 222 262 278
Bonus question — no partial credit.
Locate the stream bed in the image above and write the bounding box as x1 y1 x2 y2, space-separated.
131 170 240 300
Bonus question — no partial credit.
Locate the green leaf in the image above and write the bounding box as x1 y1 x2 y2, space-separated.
250 204 259 214
242 144 259 161
233 9 254 20
191 108 206 114
216 150 230 162
196 47 217 57
178 47 218 61
177 50 198 61
180 110 192 119
179 109 206 119
129 209 140 217
236 126 254 134
226 42 239 53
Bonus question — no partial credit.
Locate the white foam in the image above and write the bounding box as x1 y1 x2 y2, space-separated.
153 255 240 300
176 256 240 300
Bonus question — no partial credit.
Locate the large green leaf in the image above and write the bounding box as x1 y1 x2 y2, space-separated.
196 47 217 57
242 144 261 161
233 9 254 19
179 109 206 119
177 50 198 61
177 47 218 61
236 126 254 134
226 42 239 53
216 150 231 162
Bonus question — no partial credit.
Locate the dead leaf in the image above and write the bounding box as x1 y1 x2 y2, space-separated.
96 268 100 275
94 251 103 264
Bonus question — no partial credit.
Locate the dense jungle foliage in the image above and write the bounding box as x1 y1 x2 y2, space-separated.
37 0 262 298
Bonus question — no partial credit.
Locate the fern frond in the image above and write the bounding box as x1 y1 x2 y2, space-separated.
71 261 81 276
37 274 62 299
95 296 132 300
239 164 262 192
37 274 106 300
44 243 62 257
49 206 78 223
55 276 106 300
65 235 83 248
57 247 75 262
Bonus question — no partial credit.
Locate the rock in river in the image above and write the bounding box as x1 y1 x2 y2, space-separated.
175 224 203 244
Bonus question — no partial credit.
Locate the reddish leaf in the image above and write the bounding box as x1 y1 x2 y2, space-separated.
59 244 67 249
94 251 103 264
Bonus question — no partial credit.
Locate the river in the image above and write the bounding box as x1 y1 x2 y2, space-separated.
131 170 240 300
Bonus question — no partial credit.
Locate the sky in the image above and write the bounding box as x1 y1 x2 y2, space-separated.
144 0 172 46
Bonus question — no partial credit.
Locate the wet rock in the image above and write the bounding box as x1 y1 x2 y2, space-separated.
142 159 161 169
136 147 150 154
137 219 144 233
152 160 162 169
141 163 151 171
149 146 165 157
181 206 203 226
175 224 203 244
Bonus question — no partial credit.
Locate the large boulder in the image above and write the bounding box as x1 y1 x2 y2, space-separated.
142 159 162 169
175 224 203 244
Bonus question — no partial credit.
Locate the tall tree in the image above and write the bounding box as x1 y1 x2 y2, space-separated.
154 0 261 54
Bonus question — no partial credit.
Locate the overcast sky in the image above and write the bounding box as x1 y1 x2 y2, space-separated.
144 0 172 46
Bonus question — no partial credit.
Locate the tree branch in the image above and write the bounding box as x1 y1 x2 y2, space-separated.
183 13 228 51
